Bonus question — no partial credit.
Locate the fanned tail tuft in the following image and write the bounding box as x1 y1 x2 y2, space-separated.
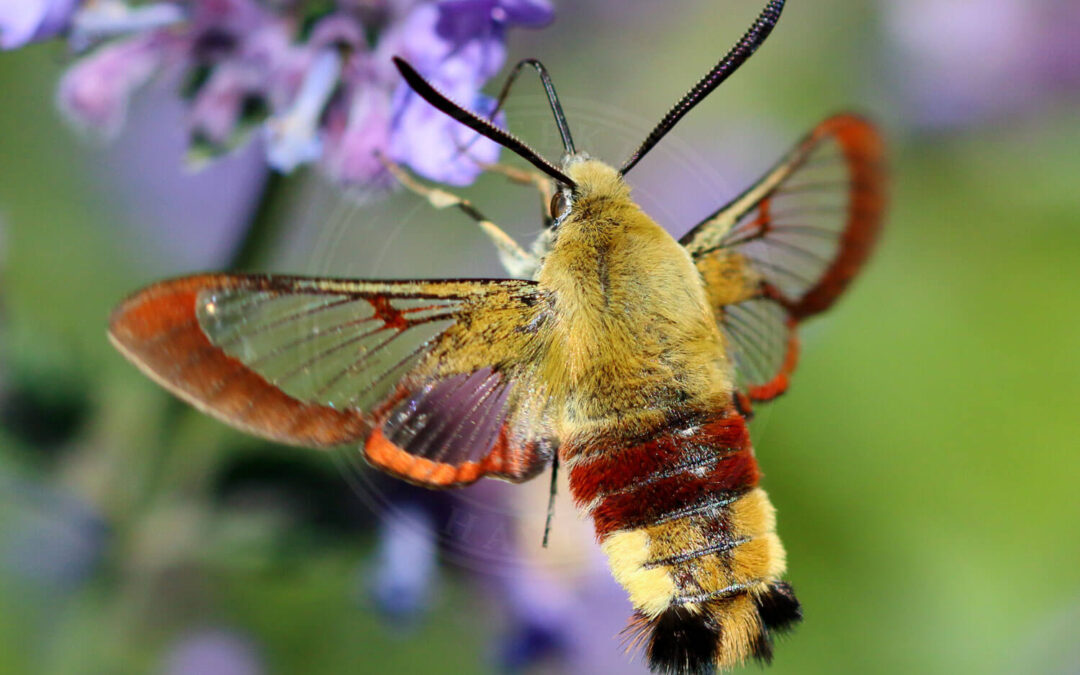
624 582 803 674
754 580 802 635
626 606 720 675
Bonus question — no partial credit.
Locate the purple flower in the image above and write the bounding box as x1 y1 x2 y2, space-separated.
0 475 108 591
363 476 655 673
0 0 78 50
368 502 440 625
161 628 265 675
68 1 185 52
388 62 506 186
10 1 557 190
264 47 343 172
384 3 509 184
321 84 395 186
57 31 178 138
104 84 269 271
188 61 262 149
436 0 554 46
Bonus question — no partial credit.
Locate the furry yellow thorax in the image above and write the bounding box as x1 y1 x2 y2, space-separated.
535 160 734 438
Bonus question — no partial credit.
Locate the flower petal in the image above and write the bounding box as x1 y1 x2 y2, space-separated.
495 0 555 28
161 628 265 675
189 63 263 147
0 0 77 50
263 48 342 172
389 82 504 186
57 33 170 138
321 86 394 186
69 1 186 52
369 504 439 625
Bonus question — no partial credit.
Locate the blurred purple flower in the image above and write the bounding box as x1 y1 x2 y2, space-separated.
11 0 556 189
0 0 77 49
322 80 395 186
363 476 653 673
367 502 439 625
58 31 177 138
188 61 261 149
0 475 108 592
436 0 554 45
883 0 1080 131
488 561 577 672
103 82 270 272
264 47 342 172
162 628 265 675
68 1 185 51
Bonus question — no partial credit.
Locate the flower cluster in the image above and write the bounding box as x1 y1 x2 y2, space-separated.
1 0 554 187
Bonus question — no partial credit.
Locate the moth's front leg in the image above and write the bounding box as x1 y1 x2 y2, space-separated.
464 159 559 269
378 153 537 278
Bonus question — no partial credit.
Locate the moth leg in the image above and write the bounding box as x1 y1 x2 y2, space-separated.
463 159 558 263
378 153 537 278
472 160 556 229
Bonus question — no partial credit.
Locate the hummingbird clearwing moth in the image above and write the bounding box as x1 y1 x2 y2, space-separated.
109 1 887 671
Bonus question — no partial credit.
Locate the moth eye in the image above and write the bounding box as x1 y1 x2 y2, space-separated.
549 191 569 222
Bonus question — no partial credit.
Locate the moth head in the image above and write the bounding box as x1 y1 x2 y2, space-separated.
547 152 591 224
565 161 631 210
549 188 571 224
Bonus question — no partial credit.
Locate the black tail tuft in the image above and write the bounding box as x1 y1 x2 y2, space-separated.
626 583 803 674
754 581 803 635
632 606 720 675
749 581 803 664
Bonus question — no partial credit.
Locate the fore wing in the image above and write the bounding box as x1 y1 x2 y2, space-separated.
109 274 554 487
682 114 886 402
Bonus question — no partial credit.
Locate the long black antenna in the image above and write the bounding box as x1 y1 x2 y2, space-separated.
620 0 786 175
393 57 576 187
492 59 576 155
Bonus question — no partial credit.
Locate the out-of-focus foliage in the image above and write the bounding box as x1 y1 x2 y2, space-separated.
1 1 1079 674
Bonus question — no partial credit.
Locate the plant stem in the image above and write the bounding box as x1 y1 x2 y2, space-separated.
228 169 288 271
140 168 288 504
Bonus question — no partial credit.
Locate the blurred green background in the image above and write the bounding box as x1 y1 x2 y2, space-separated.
1 1 1079 674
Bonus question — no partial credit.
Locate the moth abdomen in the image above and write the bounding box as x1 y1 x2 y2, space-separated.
565 410 801 672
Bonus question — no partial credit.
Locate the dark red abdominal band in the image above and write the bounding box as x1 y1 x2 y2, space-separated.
564 412 759 537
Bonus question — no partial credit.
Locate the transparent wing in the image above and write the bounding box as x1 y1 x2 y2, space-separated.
721 298 797 402
684 114 887 402
109 274 554 486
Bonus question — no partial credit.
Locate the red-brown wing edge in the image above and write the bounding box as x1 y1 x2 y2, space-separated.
783 115 887 320
741 315 799 402
682 114 887 322
108 274 370 448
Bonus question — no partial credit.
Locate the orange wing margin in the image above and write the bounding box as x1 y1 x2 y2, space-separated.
109 274 369 447
365 424 548 488
774 115 886 320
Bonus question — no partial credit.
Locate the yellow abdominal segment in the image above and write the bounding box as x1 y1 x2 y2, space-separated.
597 488 787 620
